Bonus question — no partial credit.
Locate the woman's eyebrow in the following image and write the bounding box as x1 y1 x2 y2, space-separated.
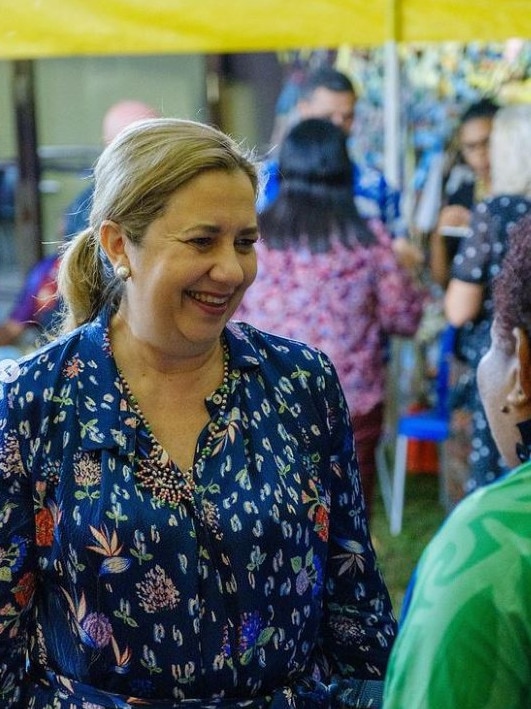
182 224 259 236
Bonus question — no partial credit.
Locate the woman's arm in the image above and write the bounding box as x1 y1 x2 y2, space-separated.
429 205 472 287
0 384 36 707
443 199 497 327
444 278 484 326
315 356 397 681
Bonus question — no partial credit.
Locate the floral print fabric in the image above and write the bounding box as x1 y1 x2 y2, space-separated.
236 222 424 417
0 312 396 708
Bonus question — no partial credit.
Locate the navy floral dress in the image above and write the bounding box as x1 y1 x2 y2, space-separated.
0 311 396 708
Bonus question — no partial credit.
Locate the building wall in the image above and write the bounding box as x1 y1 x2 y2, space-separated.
0 52 281 268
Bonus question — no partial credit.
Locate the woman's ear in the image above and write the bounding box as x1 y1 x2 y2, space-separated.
508 327 531 406
99 220 128 270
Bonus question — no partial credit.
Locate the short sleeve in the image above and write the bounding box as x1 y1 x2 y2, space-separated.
451 200 497 285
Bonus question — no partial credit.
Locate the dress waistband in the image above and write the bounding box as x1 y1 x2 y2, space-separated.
31 669 332 709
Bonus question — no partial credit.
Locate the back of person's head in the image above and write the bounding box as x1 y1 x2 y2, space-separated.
298 66 356 100
493 213 531 352
278 117 352 192
260 118 373 252
102 100 160 145
58 118 258 331
490 103 531 196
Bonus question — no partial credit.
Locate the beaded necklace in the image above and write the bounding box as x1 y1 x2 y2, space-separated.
119 338 231 508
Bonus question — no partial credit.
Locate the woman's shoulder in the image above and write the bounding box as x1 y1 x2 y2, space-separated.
365 217 393 244
424 461 531 562
228 319 330 355
4 317 106 391
477 194 531 218
227 320 334 374
226 321 343 421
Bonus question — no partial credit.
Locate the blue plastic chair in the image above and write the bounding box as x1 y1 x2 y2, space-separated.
389 324 457 535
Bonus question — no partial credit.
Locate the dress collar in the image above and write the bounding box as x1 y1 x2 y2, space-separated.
75 314 262 455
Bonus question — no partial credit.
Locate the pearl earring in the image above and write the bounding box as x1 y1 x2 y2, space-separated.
115 265 131 281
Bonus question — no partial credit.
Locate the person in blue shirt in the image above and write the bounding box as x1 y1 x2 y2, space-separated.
0 117 396 708
259 66 423 270
0 252 60 353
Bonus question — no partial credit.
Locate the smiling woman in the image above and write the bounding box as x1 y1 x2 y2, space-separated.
0 118 397 708
100 169 259 359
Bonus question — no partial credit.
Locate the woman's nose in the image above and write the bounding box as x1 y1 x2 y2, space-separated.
209 247 245 284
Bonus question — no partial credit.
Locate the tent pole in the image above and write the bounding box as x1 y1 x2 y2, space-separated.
383 0 401 192
383 40 401 192
12 60 43 272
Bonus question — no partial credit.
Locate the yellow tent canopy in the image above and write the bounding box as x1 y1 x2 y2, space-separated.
1 0 530 59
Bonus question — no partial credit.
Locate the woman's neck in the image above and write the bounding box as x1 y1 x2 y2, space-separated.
109 311 222 379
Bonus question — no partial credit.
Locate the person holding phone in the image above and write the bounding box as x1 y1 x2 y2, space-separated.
445 103 531 494
430 98 499 289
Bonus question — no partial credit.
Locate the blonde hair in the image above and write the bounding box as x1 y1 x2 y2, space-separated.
57 118 258 332
490 104 531 196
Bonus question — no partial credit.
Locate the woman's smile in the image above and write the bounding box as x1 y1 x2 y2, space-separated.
185 289 233 312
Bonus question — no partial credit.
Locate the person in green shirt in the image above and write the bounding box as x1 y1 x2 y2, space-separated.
384 212 531 708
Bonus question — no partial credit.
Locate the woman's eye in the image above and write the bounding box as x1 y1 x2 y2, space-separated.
236 237 258 250
189 237 212 247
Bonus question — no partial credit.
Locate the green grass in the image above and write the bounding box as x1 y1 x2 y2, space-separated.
370 474 446 616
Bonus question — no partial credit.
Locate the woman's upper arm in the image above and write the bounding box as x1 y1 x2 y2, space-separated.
0 386 35 705
444 200 496 326
444 278 484 326
317 360 397 677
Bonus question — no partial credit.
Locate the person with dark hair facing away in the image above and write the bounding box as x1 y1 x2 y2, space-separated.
0 117 396 708
237 118 425 518
259 66 423 271
384 213 531 708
